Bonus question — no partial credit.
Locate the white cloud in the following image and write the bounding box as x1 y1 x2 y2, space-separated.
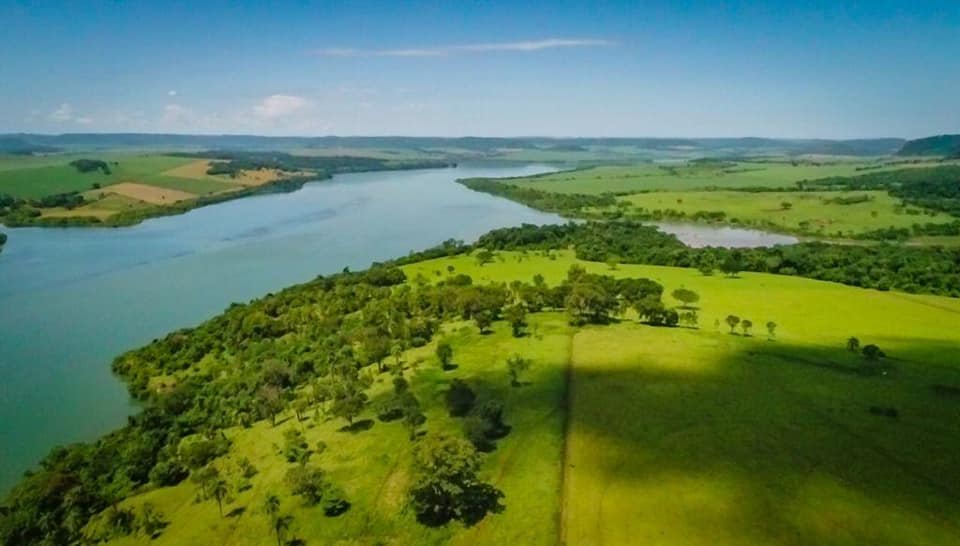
49 103 74 122
313 38 615 58
253 94 310 120
161 103 192 125
167 90 177 97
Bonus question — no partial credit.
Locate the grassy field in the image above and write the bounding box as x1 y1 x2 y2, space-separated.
506 161 943 194
617 190 954 236
105 251 960 545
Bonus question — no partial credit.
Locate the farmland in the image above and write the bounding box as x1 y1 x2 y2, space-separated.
503 161 938 194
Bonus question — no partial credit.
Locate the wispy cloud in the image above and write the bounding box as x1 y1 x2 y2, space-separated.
314 38 615 58
253 94 311 120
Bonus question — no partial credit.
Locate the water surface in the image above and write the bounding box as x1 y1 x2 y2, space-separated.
0 164 561 491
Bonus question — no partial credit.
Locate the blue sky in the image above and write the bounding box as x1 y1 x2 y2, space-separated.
2 0 958 138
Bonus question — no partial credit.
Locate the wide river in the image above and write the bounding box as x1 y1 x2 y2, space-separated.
0 163 796 491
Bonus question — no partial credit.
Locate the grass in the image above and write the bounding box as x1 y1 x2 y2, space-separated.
616 190 955 237
104 251 960 545
505 161 945 194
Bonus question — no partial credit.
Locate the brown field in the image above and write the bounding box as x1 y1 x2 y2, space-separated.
106 182 197 204
159 160 216 180
160 159 287 187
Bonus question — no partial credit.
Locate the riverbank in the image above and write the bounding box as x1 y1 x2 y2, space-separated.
0 163 561 493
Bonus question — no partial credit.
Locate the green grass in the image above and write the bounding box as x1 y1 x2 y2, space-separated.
506 161 943 194
104 251 960 545
617 190 954 236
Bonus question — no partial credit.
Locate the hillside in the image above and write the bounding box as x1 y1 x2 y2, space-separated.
898 134 960 156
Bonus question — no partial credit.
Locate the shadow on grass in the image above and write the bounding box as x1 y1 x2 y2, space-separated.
226 506 246 518
338 419 375 433
553 333 960 544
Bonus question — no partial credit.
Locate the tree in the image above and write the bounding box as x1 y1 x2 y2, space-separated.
846 336 861 352
766 321 777 340
257 385 285 426
697 253 717 276
503 303 527 337
725 315 740 334
211 478 228 517
721 254 742 277
475 249 495 266
330 380 368 426
862 344 884 361
446 379 476 417
679 310 699 328
474 310 494 334
436 340 454 370
741 319 753 336
391 343 405 373
264 493 280 520
671 288 700 309
272 514 293 546
506 354 531 386
781 201 793 211
409 434 504 526
285 464 327 505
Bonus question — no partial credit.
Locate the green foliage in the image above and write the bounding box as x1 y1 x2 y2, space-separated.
69 158 111 174
446 379 477 417
284 464 327 506
506 354 532 386
409 433 504 526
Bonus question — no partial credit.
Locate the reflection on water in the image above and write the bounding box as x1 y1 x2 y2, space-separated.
654 221 799 248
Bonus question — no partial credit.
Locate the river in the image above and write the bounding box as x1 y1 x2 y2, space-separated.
0 163 798 492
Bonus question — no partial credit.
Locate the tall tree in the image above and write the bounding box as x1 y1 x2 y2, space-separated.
725 315 741 334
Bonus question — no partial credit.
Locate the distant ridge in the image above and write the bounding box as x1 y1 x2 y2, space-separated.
898 134 960 157
0 133 905 157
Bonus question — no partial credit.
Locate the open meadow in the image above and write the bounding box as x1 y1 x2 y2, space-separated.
97 250 960 546
617 190 955 237
503 161 937 194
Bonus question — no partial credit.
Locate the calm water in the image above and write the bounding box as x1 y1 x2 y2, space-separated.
0 164 795 492
0 163 564 491
654 221 798 248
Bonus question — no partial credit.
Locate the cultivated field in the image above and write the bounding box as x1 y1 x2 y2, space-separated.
103 251 960 545
0 154 288 224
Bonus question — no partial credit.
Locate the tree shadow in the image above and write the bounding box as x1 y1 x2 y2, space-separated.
338 419 375 433
442 363 460 371
555 334 960 544
225 506 246 518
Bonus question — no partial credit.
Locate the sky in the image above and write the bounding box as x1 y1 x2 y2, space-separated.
1 0 958 139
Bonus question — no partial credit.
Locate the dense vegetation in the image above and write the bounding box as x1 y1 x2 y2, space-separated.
0 231 6 253
897 134 960 156
69 159 112 175
0 249 675 544
805 165 960 217
475 222 960 297
171 151 454 177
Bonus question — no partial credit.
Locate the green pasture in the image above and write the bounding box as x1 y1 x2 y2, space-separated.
505 161 939 194
105 250 960 545
618 190 954 236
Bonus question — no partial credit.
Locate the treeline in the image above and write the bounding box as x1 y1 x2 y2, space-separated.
68 159 112 174
458 177 616 215
0 231 6 253
169 151 454 178
805 166 960 217
475 222 960 297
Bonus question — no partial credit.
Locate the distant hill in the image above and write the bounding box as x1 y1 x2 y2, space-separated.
0 136 61 154
898 134 960 156
0 133 906 158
